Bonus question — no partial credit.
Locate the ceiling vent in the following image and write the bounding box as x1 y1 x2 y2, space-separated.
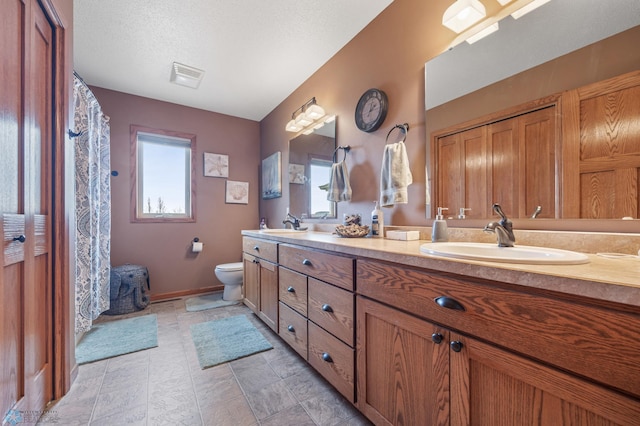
170 62 204 89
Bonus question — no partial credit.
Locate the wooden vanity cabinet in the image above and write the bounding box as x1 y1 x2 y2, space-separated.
278 243 356 402
242 237 278 332
357 258 640 425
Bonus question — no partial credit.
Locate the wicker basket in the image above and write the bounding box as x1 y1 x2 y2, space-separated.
335 224 370 238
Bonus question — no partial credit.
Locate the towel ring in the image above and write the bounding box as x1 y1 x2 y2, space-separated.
385 123 409 144
332 145 351 163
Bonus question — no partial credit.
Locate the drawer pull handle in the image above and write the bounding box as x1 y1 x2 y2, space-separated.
253 259 259 264
302 258 312 266
13 235 26 243
450 341 463 353
322 352 333 363
287 286 295 293
431 333 443 344
434 296 465 311
321 304 333 313
287 325 295 333
253 245 260 251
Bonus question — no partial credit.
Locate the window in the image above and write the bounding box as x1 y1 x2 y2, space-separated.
309 158 334 218
130 125 196 222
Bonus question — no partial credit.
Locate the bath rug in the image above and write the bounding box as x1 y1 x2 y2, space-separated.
185 292 240 312
76 314 158 364
190 315 272 369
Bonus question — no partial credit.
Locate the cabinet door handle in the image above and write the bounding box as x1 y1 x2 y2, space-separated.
321 304 333 313
431 333 443 344
13 235 26 243
434 296 465 311
253 245 260 251
450 341 463 352
322 352 333 363
252 259 259 264
302 258 312 266
287 286 295 293
287 325 295 333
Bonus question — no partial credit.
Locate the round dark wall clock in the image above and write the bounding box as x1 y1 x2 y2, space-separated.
355 88 388 132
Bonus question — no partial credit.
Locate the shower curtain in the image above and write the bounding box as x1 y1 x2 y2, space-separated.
73 73 112 334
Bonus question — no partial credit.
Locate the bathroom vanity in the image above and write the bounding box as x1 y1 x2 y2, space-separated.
241 230 640 425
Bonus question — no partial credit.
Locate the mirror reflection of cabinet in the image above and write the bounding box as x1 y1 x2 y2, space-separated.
434 105 558 219
288 119 337 219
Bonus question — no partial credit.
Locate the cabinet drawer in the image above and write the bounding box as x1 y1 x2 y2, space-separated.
308 322 355 403
243 237 278 263
278 266 308 316
279 244 354 290
279 302 308 360
308 278 354 346
357 258 640 397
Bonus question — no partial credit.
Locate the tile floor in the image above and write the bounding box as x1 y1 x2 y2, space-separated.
44 297 371 425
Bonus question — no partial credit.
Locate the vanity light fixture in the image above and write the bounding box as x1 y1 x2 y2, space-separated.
442 0 487 33
496 0 513 5
285 97 331 134
466 22 499 44
511 0 551 19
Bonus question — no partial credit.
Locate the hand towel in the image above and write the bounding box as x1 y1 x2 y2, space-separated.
380 141 412 207
327 160 352 202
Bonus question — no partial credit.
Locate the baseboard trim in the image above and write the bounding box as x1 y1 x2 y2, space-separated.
150 285 224 302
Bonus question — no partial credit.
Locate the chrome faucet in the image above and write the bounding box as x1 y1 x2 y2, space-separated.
483 203 516 247
282 212 307 231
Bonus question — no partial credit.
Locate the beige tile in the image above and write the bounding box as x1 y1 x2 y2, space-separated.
90 402 147 425
260 404 316 426
301 390 361 426
243 380 298 420
284 369 334 403
92 380 148 420
199 394 257 426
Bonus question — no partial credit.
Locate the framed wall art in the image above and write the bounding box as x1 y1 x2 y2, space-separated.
204 153 229 177
289 163 305 184
225 180 249 204
261 151 282 199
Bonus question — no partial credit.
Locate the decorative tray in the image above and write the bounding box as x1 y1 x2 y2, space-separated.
334 224 370 238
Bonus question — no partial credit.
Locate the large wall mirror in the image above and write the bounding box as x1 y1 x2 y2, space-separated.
288 119 337 219
425 0 640 232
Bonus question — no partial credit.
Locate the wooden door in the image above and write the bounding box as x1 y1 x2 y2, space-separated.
258 260 278 332
242 252 259 314
1 0 54 419
436 126 488 219
356 296 449 426
449 333 640 426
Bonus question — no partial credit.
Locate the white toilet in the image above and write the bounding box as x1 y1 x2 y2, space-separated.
214 262 244 301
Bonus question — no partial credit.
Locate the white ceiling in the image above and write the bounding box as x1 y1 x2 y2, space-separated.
73 0 394 122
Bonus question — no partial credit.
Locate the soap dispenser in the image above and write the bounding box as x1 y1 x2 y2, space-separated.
371 201 384 238
431 207 449 242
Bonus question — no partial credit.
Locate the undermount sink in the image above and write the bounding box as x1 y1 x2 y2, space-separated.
420 242 589 265
258 228 307 234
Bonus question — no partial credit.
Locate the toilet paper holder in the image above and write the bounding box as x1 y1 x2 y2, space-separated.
191 237 204 253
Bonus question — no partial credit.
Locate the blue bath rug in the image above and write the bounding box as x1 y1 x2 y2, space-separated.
76 314 158 364
190 315 273 369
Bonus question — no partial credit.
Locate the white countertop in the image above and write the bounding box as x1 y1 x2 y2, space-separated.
242 230 640 309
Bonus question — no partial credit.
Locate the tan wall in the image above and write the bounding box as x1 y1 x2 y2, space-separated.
259 0 458 228
91 87 260 297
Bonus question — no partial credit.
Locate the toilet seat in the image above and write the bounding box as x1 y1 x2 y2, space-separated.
215 262 243 272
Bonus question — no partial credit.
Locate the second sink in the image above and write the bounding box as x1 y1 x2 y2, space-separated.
420 242 589 265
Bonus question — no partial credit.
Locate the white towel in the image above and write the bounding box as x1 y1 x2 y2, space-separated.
327 160 352 202
380 141 412 207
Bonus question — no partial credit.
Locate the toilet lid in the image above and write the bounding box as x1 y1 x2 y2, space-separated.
216 262 243 272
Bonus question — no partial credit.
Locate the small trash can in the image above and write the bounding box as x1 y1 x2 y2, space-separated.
104 264 150 315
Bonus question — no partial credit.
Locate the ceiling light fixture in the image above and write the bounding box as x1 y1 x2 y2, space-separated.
285 97 333 135
170 62 205 89
496 0 513 5
442 0 487 33
511 0 551 19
